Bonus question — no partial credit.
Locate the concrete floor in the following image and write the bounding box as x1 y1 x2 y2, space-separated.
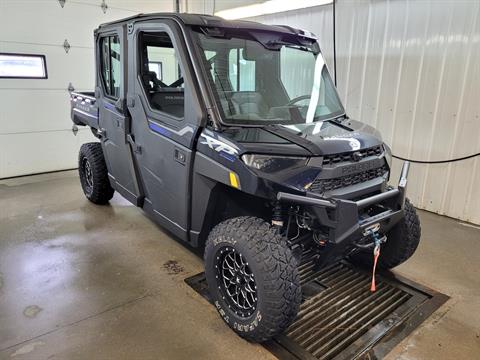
0 171 479 360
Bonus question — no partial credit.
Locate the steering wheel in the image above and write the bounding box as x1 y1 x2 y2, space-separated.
286 95 311 106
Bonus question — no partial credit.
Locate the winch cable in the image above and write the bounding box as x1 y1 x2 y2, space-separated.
392 152 480 164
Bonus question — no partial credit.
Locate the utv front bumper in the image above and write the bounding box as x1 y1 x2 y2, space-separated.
277 161 411 266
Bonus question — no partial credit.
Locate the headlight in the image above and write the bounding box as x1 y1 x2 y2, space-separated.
383 143 392 169
241 154 308 172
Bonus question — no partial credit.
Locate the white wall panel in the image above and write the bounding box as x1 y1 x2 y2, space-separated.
189 0 480 224
0 128 94 178
0 0 174 179
0 89 73 134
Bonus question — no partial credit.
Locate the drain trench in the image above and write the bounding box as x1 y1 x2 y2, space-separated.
185 259 448 360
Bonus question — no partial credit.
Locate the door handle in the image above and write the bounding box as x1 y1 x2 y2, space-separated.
174 148 186 164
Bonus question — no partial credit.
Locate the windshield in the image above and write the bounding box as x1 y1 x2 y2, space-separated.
195 30 345 126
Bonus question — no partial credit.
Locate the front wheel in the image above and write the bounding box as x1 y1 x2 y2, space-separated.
204 216 301 342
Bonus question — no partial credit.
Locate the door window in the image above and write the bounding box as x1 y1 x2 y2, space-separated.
100 35 121 99
139 32 184 119
148 61 163 81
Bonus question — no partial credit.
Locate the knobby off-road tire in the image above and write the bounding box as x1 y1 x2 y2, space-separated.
351 198 421 269
204 216 302 342
78 142 114 205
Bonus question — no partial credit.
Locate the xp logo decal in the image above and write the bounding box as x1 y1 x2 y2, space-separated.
200 134 239 156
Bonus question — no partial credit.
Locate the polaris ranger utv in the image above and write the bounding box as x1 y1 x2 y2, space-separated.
70 13 420 343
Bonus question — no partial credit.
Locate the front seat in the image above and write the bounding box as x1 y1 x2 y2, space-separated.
230 92 268 116
142 71 166 91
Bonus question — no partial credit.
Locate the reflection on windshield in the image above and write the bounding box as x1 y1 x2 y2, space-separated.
196 31 345 125
306 54 325 123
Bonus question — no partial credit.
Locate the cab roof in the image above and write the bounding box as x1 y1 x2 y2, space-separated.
97 12 316 40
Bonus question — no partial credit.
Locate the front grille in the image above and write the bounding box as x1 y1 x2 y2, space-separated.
322 145 383 166
309 165 388 194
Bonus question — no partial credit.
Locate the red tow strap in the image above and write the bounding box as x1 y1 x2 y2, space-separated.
370 244 381 292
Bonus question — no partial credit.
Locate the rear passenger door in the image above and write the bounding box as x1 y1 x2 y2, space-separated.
96 27 141 204
127 21 202 241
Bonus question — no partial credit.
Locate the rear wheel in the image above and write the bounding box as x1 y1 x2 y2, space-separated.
78 142 114 204
204 216 301 342
351 198 421 269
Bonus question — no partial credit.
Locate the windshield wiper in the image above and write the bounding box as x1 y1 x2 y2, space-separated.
324 117 353 131
333 114 348 122
263 124 321 154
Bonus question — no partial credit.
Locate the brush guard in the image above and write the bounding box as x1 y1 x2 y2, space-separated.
277 161 410 268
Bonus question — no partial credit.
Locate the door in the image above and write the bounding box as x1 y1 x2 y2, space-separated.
96 28 141 204
127 21 202 241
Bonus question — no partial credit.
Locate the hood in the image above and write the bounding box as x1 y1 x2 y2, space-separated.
221 119 383 156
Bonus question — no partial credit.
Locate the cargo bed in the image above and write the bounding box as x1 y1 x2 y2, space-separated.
70 91 98 129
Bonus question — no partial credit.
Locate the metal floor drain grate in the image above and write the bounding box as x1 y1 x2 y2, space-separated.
185 256 448 360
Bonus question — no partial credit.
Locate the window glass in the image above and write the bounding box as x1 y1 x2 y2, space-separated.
228 49 238 90
110 36 121 98
196 32 345 125
147 45 179 86
228 49 255 91
139 32 184 119
148 61 163 80
100 35 121 99
0 53 47 79
205 50 216 83
100 38 111 95
280 47 315 99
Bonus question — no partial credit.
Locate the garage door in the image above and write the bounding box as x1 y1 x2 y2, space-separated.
0 0 173 179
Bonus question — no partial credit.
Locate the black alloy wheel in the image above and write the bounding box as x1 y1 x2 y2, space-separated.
216 246 257 318
82 158 94 196
204 216 301 342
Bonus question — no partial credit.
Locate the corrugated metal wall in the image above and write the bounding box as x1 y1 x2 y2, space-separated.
192 0 480 224
334 0 480 226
